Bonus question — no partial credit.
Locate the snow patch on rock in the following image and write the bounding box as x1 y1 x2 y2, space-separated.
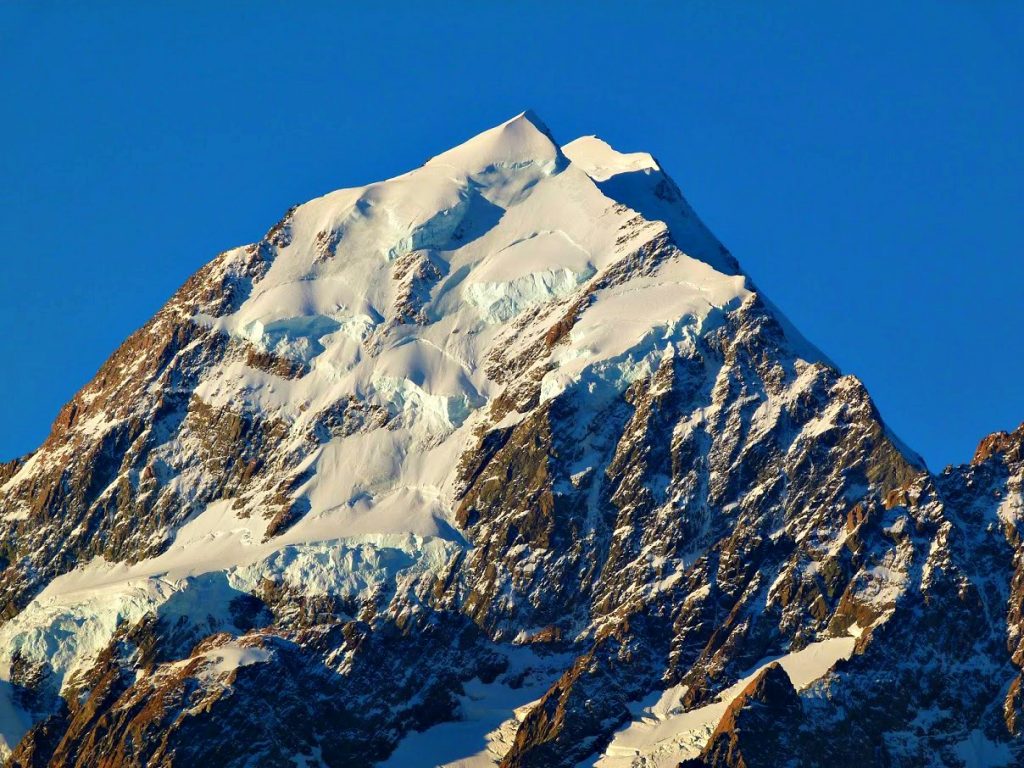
593 632 859 767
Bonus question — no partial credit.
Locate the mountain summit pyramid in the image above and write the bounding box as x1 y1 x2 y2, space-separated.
0 113 1021 767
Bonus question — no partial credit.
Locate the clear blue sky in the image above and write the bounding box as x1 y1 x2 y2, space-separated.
1 3 1021 469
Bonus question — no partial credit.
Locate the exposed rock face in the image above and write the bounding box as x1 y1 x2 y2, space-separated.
677 424 1024 767
0 114 1020 767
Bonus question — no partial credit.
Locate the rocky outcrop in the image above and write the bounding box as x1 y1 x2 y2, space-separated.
681 663 803 768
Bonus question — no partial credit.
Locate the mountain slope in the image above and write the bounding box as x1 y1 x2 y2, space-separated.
0 113 1019 767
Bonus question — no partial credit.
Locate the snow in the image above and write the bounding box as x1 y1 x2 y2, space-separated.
997 485 1023 527
540 255 747 404
293 747 328 768
198 642 273 676
464 230 596 323
592 632 859 767
0 577 178 692
379 648 570 768
0 683 31 758
561 136 660 182
0 499 459 722
182 111 753 565
955 730 1014 768
425 111 567 207
563 135 735 275
240 315 343 363
0 575 180 755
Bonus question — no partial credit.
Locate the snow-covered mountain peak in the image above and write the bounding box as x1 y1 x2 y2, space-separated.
425 110 567 180
6 113 1001 768
202 113 749 392
0 119 766 734
180 116 755 548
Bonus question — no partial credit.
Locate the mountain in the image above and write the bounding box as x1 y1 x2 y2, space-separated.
0 112 1021 767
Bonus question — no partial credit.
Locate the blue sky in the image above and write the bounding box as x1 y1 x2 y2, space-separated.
1 3 1021 469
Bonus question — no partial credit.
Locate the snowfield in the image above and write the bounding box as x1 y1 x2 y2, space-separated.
592 631 860 767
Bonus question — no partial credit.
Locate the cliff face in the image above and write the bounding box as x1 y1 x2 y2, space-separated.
0 113 1020 767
